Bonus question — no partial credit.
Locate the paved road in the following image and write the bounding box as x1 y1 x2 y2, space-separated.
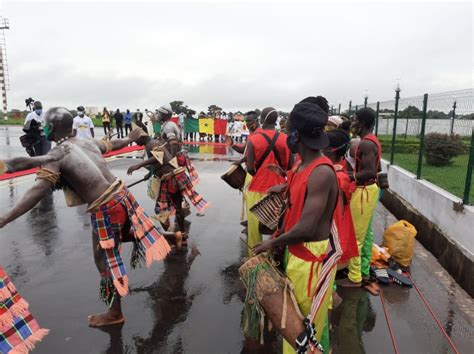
0 126 472 353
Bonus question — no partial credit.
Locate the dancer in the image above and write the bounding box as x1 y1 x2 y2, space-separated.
0 107 171 327
127 132 209 232
253 101 341 353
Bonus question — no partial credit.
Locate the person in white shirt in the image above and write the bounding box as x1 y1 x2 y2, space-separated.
23 100 52 156
73 106 95 139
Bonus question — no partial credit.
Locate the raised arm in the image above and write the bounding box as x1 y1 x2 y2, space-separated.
1 146 68 174
0 162 59 228
253 165 334 254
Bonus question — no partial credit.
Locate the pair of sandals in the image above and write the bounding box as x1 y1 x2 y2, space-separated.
370 266 413 289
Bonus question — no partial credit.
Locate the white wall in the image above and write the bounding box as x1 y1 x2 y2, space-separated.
377 118 473 136
382 159 474 257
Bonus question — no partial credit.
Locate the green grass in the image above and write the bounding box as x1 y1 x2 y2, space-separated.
383 151 473 202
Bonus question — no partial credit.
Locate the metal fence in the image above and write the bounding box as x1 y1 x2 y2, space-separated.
333 88 473 204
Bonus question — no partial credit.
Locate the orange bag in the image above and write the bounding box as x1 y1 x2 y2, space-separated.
382 220 417 268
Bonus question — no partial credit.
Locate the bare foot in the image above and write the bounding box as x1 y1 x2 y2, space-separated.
88 311 124 327
336 277 362 288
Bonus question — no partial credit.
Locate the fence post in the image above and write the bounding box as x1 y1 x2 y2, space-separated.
348 100 352 116
338 103 341 114
463 129 474 204
450 100 456 135
375 101 380 136
416 93 428 179
390 85 401 165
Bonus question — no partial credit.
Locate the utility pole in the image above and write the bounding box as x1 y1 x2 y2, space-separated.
0 17 10 120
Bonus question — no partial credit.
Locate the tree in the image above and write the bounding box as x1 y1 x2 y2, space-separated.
399 105 421 118
427 110 448 120
170 100 190 114
207 105 222 115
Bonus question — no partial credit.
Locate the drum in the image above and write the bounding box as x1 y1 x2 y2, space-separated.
221 164 246 190
239 254 309 350
250 192 287 231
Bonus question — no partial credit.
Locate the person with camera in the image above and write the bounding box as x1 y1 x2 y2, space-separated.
22 101 51 156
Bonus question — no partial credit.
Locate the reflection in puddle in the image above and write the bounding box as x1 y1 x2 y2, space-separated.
331 288 377 354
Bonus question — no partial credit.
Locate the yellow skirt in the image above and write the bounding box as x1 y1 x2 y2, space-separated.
283 240 336 353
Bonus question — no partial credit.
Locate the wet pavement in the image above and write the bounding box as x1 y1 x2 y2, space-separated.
0 126 473 354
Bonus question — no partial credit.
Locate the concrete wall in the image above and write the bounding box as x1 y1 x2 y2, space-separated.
380 159 474 295
381 159 474 255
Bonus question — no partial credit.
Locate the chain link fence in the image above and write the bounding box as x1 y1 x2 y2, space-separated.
334 88 473 204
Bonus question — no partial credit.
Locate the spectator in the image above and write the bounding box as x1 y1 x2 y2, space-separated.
124 109 133 136
101 107 112 136
23 101 51 156
134 109 146 131
114 109 124 138
73 106 95 139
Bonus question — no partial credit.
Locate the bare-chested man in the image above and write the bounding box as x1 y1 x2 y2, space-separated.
127 131 209 233
0 107 171 327
338 108 381 288
253 101 341 353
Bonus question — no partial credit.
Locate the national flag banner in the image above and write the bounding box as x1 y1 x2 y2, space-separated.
214 119 227 135
199 145 214 154
185 117 199 133
199 118 214 135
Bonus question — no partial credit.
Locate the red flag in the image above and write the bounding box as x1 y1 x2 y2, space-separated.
214 119 227 135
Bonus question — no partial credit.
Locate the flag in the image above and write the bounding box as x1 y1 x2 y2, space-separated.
199 118 214 135
185 117 199 133
153 122 161 134
214 119 228 135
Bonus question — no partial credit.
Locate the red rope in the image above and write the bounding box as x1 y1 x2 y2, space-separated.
379 289 400 354
406 273 460 354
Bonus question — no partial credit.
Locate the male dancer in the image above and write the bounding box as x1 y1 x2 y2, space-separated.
338 108 381 287
254 101 341 353
127 131 209 232
0 107 171 327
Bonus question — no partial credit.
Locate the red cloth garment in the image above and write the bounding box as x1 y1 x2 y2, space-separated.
333 163 359 264
282 156 342 298
248 129 291 193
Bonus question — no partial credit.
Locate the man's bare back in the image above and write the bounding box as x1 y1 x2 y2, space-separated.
44 138 117 203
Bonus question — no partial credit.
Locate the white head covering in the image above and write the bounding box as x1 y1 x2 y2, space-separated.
158 104 173 115
328 115 343 127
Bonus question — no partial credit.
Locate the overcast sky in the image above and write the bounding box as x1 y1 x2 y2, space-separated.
2 1 472 112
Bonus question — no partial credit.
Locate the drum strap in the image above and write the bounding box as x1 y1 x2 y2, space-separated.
255 132 282 171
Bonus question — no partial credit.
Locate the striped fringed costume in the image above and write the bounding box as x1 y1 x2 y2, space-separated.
155 167 209 216
177 151 200 186
89 181 171 306
0 267 49 354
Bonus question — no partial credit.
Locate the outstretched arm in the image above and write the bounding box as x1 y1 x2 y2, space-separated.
0 162 59 228
127 156 161 175
253 165 334 254
96 128 145 153
1 146 68 173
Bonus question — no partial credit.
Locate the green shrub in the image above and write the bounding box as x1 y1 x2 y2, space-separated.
424 133 464 166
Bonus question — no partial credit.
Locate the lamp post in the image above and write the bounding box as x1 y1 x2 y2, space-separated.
364 91 368 108
390 82 401 164
450 98 457 135
348 99 352 116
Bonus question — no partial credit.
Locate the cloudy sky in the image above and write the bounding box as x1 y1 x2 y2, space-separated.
1 1 472 112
